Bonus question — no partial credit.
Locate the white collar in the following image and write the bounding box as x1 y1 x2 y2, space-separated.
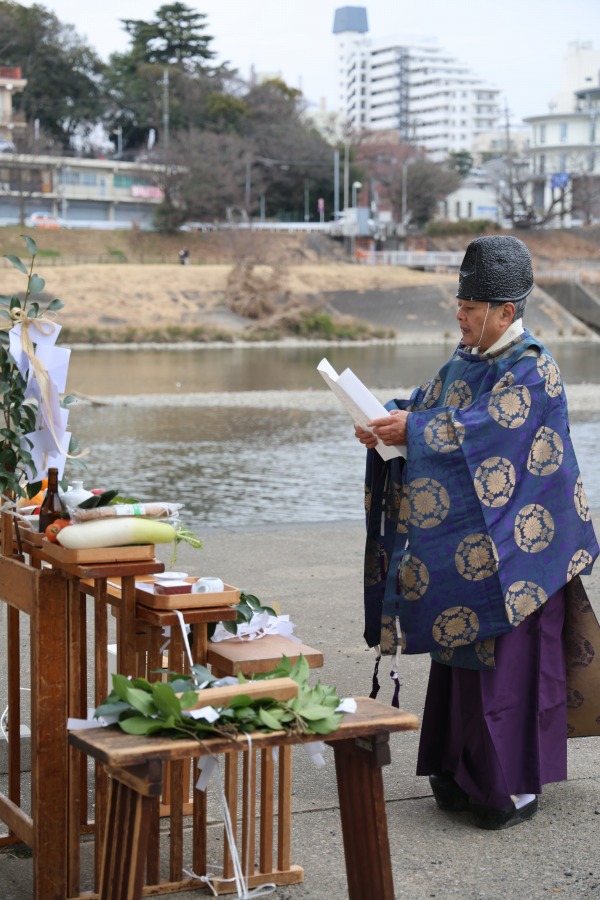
470 319 524 354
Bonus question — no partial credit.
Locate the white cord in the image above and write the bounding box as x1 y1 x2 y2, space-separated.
476 301 491 349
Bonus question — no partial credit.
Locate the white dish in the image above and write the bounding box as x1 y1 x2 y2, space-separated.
154 571 188 582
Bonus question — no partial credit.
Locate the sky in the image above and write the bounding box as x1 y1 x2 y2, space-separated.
18 0 600 124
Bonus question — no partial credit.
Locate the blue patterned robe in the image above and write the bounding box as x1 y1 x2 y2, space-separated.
364 330 599 670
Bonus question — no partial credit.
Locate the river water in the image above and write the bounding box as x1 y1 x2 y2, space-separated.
65 343 600 531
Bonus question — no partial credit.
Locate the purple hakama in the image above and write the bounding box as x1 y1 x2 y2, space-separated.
416 587 567 808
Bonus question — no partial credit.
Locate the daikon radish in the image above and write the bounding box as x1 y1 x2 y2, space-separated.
57 518 176 549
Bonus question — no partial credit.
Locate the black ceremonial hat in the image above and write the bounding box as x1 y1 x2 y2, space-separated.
456 235 534 303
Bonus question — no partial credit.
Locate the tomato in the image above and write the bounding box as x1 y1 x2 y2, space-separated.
45 520 70 542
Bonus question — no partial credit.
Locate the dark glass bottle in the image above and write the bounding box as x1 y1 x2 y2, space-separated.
38 468 64 533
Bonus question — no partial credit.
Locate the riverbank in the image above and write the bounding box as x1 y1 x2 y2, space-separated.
2 255 599 343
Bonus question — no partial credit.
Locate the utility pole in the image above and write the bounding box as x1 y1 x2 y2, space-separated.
162 69 170 151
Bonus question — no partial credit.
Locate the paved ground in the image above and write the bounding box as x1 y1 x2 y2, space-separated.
1 516 599 898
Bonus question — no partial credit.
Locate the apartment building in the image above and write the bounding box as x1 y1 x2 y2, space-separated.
333 6 501 161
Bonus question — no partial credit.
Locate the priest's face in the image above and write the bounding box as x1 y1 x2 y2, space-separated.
456 300 514 352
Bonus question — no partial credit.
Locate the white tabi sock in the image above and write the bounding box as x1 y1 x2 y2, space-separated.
510 793 536 809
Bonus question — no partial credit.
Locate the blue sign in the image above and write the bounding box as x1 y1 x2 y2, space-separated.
551 173 569 190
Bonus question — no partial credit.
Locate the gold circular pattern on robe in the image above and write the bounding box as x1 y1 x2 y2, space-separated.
379 614 397 654
444 379 473 409
421 375 443 409
474 639 496 667
474 456 516 507
505 580 548 624
514 503 555 553
364 484 372 516
398 554 429 600
408 478 451 528
574 475 592 522
397 488 410 534
527 426 564 476
388 480 403 520
567 549 594 581
455 533 499 581
424 412 466 453
437 648 455 662
432 606 480 648
488 384 532 429
537 353 563 398
491 372 515 393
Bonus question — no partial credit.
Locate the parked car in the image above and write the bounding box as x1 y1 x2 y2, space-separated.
24 211 66 229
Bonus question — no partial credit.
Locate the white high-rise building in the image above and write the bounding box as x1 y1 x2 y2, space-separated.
333 6 501 162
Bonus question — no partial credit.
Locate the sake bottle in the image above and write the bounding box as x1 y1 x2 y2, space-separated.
38 468 65 533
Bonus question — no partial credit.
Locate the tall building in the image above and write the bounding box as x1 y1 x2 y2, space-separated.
333 6 501 162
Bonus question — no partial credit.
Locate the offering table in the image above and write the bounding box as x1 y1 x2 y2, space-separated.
0 521 238 899
69 697 420 900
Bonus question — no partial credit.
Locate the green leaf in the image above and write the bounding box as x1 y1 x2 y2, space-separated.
151 682 183 720
303 714 343 735
124 686 157 716
2 254 28 274
46 298 64 311
258 707 284 730
23 235 37 257
119 716 165 736
111 673 131 702
94 700 130 717
28 274 45 294
290 654 310 685
223 620 238 635
294 704 336 721
179 690 201 709
27 302 40 317
188 663 215 685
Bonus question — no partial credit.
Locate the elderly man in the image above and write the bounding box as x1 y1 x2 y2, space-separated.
355 234 599 830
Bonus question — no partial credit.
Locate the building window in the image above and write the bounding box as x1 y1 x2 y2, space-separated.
559 154 567 172
539 154 545 174
559 122 568 143
455 201 461 218
467 201 472 217
540 124 546 144
589 118 597 143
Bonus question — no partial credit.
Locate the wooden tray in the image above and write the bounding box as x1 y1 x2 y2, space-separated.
180 676 298 710
34 540 156 565
134 577 240 610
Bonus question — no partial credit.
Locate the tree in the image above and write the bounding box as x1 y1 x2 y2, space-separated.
355 133 460 228
0 1 106 148
120 2 216 71
448 150 474 177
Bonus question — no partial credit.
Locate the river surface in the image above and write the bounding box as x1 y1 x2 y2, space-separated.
65 343 600 531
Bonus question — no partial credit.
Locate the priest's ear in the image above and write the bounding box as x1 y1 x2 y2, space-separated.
500 301 516 324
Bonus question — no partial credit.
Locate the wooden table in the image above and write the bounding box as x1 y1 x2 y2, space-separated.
0 525 239 899
69 698 420 900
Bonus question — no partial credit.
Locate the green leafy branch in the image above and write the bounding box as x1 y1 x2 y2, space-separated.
0 235 68 498
95 654 344 740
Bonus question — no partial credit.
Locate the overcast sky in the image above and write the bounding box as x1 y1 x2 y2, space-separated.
19 0 600 124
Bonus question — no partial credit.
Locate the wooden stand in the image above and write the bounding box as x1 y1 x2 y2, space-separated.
69 698 420 900
208 634 324 893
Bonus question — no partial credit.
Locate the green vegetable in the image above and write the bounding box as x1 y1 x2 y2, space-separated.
77 488 120 509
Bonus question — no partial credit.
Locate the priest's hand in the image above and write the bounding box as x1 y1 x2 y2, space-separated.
368 410 409 446
354 424 378 449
